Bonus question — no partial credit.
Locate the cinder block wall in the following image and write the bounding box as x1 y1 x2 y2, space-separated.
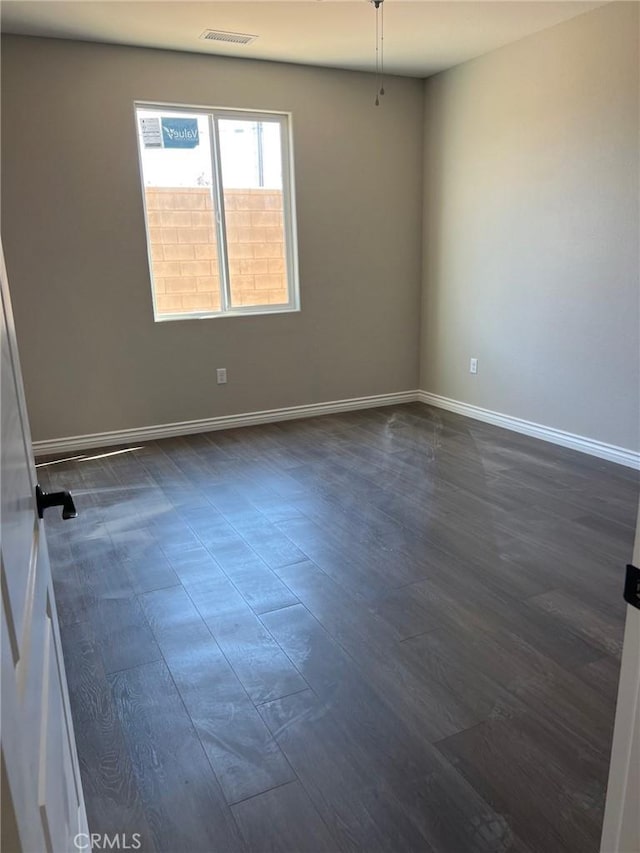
146 187 287 314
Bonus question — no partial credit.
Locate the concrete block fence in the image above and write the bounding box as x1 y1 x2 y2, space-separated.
146 187 287 314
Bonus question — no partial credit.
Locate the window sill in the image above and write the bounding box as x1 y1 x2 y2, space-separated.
153 305 301 322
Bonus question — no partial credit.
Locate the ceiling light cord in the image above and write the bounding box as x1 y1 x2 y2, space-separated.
379 1 385 97
372 0 385 106
374 1 380 106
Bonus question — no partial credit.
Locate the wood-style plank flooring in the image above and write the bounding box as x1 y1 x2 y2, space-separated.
38 403 638 853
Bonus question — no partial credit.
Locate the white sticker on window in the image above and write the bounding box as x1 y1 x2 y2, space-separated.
140 117 162 148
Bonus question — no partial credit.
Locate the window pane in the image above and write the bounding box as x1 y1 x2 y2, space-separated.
136 108 221 316
218 118 289 308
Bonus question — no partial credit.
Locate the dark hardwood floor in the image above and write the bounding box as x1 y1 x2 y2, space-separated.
37 403 638 853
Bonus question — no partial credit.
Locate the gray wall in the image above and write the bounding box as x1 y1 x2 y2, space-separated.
1 36 424 442
421 1 640 451
3 3 639 453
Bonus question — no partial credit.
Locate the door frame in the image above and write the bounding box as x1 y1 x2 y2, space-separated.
600 505 640 852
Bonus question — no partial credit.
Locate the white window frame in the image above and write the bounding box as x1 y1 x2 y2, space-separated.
134 100 300 321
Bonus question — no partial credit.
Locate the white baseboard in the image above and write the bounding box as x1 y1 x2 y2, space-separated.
32 390 419 456
33 388 639 469
417 390 640 470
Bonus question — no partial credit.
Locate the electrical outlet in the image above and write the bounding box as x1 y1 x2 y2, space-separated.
216 368 227 385
469 358 478 375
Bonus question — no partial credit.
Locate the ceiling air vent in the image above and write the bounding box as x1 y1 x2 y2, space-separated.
199 29 258 46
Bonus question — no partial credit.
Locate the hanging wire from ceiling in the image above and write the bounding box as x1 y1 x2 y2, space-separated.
372 0 385 106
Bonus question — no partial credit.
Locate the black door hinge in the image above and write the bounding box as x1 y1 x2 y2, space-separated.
623 564 640 610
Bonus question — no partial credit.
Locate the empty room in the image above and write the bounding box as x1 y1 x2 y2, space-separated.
1 1 639 852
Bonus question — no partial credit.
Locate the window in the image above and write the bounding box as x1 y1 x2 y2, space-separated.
135 103 299 320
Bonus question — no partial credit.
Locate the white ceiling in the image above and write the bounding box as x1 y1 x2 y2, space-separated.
1 1 606 78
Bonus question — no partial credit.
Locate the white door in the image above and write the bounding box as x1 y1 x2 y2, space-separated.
600 507 640 853
1 242 87 852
